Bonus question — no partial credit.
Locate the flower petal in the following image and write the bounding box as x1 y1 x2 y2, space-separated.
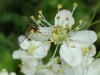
55 10 74 27
28 27 51 41
18 35 31 50
69 30 97 46
61 58 84 75
32 42 51 59
86 59 100 75
12 50 27 59
85 45 96 57
60 41 82 66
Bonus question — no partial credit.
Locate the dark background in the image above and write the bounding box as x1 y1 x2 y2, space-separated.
0 0 100 74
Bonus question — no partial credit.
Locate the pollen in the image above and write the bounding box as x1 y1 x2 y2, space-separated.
75 26 80 31
39 10 42 14
85 65 89 69
57 68 61 73
50 26 67 44
37 19 41 24
73 2 78 7
57 16 60 19
38 15 42 19
28 45 36 54
71 45 75 48
66 17 69 21
48 66 52 70
79 20 84 24
57 4 62 9
30 15 34 19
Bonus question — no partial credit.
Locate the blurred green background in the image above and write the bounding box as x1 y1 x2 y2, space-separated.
0 0 100 74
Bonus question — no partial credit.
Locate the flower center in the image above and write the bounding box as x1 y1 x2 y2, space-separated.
50 25 67 44
28 44 36 55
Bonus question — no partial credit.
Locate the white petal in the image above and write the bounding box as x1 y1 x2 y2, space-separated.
60 58 75 75
18 35 31 50
32 42 51 59
60 41 82 66
0 69 8 75
61 58 84 75
36 69 49 75
31 40 42 46
9 72 16 75
85 45 96 57
12 50 27 59
28 27 51 41
87 59 100 75
21 64 37 75
82 56 94 67
55 10 74 27
69 30 97 46
23 58 39 67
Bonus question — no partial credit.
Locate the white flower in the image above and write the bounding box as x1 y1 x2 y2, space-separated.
55 10 74 27
61 58 100 75
14 35 51 59
84 59 100 75
20 58 40 75
27 27 51 42
36 57 62 75
61 58 84 75
0 69 16 75
53 10 97 66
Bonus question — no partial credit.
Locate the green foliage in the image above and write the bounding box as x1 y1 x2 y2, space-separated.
0 0 100 74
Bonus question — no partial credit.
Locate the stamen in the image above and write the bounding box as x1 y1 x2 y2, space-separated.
85 65 89 69
57 4 62 9
38 15 42 19
37 19 46 27
37 19 41 24
30 15 41 27
56 16 60 25
38 10 42 14
57 68 61 73
71 20 87 32
38 10 52 26
57 4 62 12
66 17 69 21
72 2 78 15
48 66 52 70
52 45 58 59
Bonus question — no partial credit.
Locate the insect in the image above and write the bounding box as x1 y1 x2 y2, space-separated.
25 26 40 38
19 26 50 44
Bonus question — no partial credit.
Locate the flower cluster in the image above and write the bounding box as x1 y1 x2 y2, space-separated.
10 2 100 75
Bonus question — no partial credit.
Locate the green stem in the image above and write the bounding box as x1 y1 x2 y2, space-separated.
94 51 100 60
86 1 100 29
90 20 100 26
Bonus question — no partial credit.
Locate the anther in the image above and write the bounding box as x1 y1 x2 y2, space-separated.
89 47 92 50
73 2 78 7
71 45 75 48
30 15 34 19
39 10 42 14
66 17 69 21
57 16 60 19
57 4 62 9
37 19 41 24
85 65 89 69
49 66 52 70
79 20 84 24
57 68 61 73
75 26 80 31
38 15 42 19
